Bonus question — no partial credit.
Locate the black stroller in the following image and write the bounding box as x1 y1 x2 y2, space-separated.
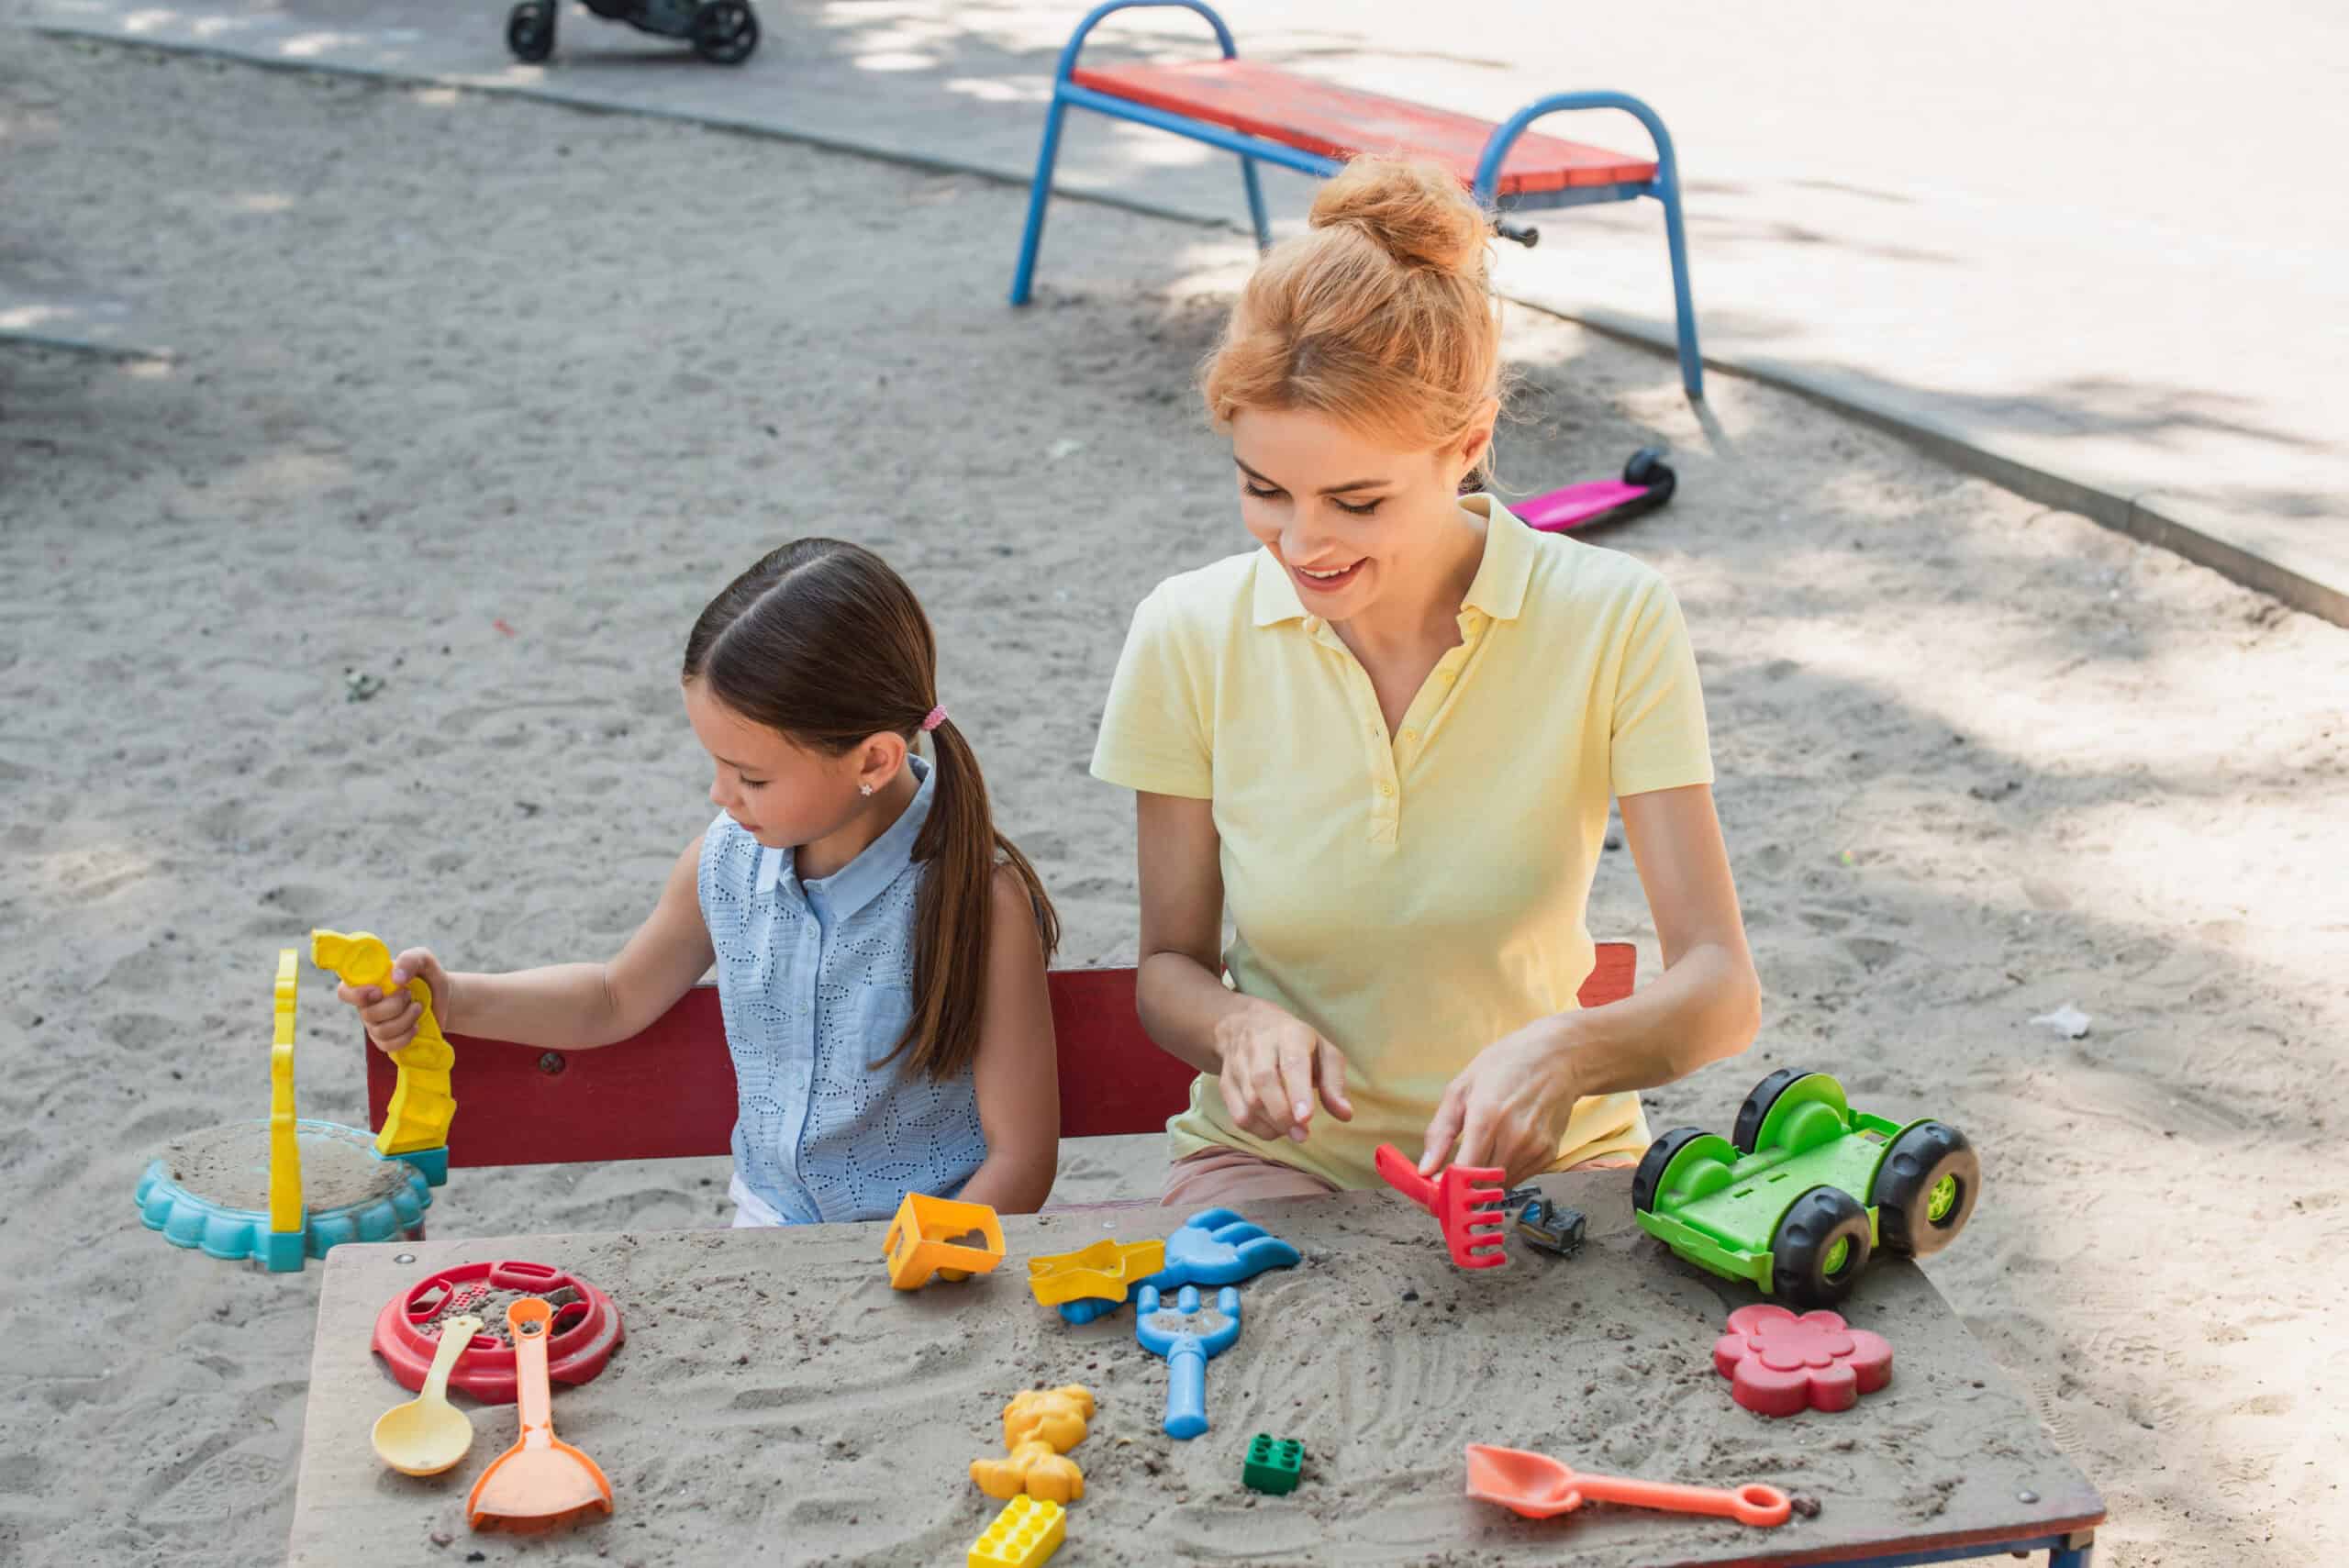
507 0 760 65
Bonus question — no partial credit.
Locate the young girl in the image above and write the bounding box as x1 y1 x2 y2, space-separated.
1091 157 1762 1207
340 539 1063 1225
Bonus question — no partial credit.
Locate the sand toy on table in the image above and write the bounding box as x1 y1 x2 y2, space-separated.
1632 1066 1981 1308
1055 1208 1297 1325
1464 1444 1791 1527
374 1259 625 1403
1714 1303 1893 1416
1136 1284 1241 1440
968 1495 1064 1568
1375 1144 1508 1269
971 1385 1094 1504
468 1298 613 1530
134 945 446 1272
372 1314 483 1476
884 1192 1005 1290
1027 1239 1164 1307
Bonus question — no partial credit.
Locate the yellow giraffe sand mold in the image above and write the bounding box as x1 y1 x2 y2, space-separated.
268 948 303 1234
310 929 456 1156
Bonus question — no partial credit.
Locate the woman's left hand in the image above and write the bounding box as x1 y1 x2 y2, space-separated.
1417 1019 1583 1187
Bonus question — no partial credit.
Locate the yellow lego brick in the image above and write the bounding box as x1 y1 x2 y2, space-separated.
967 1496 1064 1568
1027 1238 1165 1307
267 949 304 1235
310 929 458 1157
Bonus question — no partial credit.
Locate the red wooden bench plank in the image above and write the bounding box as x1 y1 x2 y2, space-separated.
1066 59 1656 196
369 945 1638 1167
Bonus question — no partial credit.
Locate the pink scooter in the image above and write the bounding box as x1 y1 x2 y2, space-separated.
1513 447 1675 534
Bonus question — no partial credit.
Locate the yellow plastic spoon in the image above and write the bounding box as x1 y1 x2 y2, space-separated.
373 1314 483 1476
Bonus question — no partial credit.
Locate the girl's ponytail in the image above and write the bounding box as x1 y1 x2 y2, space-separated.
907 716 1060 1081
684 539 1059 1083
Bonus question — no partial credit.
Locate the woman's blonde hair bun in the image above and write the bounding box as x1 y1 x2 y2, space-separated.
1308 155 1492 279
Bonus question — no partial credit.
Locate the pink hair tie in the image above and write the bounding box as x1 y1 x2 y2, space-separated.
920 705 948 733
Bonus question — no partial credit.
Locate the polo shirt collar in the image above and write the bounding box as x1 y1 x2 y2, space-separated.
756 752 934 919
1250 494 1535 628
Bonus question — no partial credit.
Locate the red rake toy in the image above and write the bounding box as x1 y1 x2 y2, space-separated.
1374 1143 1508 1269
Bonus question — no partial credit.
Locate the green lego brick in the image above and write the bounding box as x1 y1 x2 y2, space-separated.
1243 1433 1304 1495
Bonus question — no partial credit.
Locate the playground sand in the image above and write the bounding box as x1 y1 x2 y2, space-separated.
6 32 2347 1568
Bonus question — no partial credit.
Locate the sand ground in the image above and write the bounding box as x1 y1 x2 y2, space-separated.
3 33 2346 1568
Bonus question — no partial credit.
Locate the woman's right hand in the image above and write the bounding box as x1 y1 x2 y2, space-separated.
338 946 454 1055
1210 996 1353 1144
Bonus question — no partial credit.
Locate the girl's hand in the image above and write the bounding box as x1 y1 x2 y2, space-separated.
1419 1019 1582 1187
1211 996 1354 1145
338 946 454 1055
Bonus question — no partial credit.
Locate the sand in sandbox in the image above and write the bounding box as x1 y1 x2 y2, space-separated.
159 1120 412 1213
289 1184 2101 1567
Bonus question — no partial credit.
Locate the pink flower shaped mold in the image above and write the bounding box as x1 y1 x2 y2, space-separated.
1713 1304 1893 1417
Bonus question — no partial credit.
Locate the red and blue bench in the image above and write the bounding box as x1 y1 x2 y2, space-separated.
367 945 1640 1166
1008 0 1705 400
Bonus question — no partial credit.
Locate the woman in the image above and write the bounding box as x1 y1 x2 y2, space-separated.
1091 157 1761 1207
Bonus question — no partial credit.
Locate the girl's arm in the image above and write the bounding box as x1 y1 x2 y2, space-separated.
352 838 716 1053
1420 784 1762 1181
951 866 1062 1214
1132 792 1353 1144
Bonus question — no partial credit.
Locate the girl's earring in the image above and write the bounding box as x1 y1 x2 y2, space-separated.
859 783 874 797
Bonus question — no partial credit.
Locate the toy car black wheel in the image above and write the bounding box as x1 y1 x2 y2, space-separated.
1731 1067 1807 1154
692 1 759 63
507 1 555 61
1632 1126 1708 1214
1870 1120 1979 1257
1770 1185 1872 1309
1621 446 1675 498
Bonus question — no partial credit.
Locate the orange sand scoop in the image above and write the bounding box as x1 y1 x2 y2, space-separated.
1464 1444 1790 1527
467 1299 613 1530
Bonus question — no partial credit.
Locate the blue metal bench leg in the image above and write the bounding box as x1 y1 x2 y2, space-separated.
2050 1538 2096 1567
1655 161 1703 400
1009 0 1252 305
1010 96 1070 306
1473 91 1706 402
1241 155 1271 251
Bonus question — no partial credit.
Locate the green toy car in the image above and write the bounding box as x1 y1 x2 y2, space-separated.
1631 1068 1980 1308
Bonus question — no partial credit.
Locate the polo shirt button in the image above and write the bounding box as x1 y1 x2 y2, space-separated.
1400 728 1419 743
1378 781 1395 798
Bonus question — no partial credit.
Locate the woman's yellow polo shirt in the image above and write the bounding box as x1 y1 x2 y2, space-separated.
1090 495 1715 1189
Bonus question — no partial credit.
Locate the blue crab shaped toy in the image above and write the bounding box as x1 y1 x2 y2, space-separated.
134 941 451 1272
1058 1207 1300 1325
1137 1284 1242 1439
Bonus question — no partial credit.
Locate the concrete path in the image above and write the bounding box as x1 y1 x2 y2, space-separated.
12 0 2345 619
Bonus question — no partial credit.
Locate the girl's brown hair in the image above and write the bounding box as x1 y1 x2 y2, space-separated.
681 539 1059 1081
1202 156 1508 484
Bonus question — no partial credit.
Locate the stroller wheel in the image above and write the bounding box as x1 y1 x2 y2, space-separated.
507 0 555 61
692 0 759 63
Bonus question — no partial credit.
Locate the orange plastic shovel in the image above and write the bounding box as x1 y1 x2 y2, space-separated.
466 1298 613 1529
1464 1444 1790 1527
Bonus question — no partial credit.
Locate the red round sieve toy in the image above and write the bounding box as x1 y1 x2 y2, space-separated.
373 1259 624 1404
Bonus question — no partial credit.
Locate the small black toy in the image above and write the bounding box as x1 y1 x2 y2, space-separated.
507 0 760 65
1514 1197 1586 1258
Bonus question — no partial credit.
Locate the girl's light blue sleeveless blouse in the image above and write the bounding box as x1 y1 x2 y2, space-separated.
696 757 986 1224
